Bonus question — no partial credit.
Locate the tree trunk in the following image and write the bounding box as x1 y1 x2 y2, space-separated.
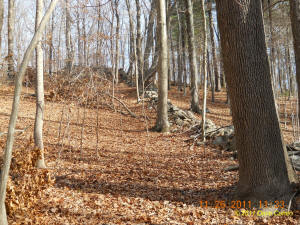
167 8 171 90
290 0 300 120
155 0 169 133
268 0 275 89
200 0 208 140
125 0 135 82
0 0 4 54
135 0 143 89
49 14 54 76
0 1 60 223
176 2 183 90
216 0 297 203
208 0 221 92
7 0 15 79
76 9 82 66
34 0 46 169
208 50 215 102
114 0 120 84
185 0 201 113
144 0 156 74
65 0 73 73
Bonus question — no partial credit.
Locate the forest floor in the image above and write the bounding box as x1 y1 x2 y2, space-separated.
0 81 300 224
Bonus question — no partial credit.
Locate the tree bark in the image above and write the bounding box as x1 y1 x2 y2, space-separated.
208 0 221 92
200 0 208 140
65 0 73 73
268 0 275 89
176 2 183 90
155 0 170 133
135 0 143 89
34 0 46 169
7 0 15 79
125 0 135 82
290 0 300 120
185 0 201 113
0 1 60 223
144 0 156 74
0 0 4 54
114 0 120 84
216 0 297 203
49 14 54 76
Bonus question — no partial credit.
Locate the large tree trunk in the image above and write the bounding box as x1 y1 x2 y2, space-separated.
34 0 46 169
290 0 300 120
0 1 60 223
7 0 15 79
216 0 297 203
155 0 169 133
185 0 201 113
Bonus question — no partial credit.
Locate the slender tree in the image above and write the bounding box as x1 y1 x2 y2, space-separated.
135 0 143 89
125 0 135 83
7 0 15 79
200 0 208 140
208 0 221 92
114 0 120 84
0 0 4 54
290 0 300 120
155 0 170 133
185 0 201 113
34 0 46 168
0 1 60 223
216 0 297 203
65 0 73 73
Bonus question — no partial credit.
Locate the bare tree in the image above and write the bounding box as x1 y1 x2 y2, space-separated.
290 0 300 120
200 0 208 140
155 0 169 133
65 0 73 73
208 0 221 92
114 0 120 84
185 0 201 113
0 0 4 54
34 0 46 169
7 0 15 79
135 0 143 89
0 1 60 223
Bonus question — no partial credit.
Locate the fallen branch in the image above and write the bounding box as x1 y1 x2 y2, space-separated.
103 92 137 118
0 125 31 137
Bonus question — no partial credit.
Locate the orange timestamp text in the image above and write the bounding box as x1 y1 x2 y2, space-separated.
199 200 286 209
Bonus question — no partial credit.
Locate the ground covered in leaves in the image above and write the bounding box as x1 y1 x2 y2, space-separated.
0 81 300 224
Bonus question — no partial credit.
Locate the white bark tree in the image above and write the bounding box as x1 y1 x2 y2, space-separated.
155 0 170 133
0 1 60 224
7 0 15 79
34 0 46 169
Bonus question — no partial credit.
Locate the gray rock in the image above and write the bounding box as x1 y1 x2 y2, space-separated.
212 136 229 146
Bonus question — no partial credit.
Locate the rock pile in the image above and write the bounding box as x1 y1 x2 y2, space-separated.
145 90 201 130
